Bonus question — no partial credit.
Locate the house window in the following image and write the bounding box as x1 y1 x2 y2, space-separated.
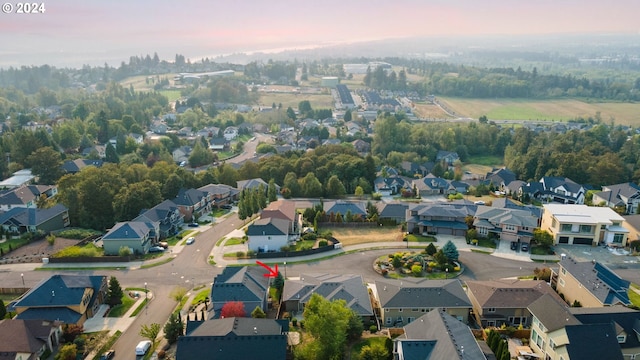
613 233 624 244
532 329 538 344
487 308 496 313
617 335 626 343
407 317 415 323
398 309 402 312
505 224 515 231
580 225 592 233
411 308 419 312
561 267 566 275
386 317 392 325
559 278 565 287
561 224 572 232
549 339 556 350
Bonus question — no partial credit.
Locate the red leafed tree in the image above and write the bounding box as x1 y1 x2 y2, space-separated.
220 301 246 318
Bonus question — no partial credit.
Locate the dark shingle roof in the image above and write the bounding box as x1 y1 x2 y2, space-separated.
102 221 149 240
401 309 486 360
565 323 623 360
173 188 207 207
465 279 559 308
527 294 580 332
0 204 68 227
377 202 409 219
570 305 640 349
324 200 367 217
211 267 270 305
0 319 59 353
376 279 471 309
246 217 289 236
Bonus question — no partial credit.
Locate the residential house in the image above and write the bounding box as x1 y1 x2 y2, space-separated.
0 319 63 359
281 273 374 322
208 137 228 151
81 145 107 159
375 279 472 327
539 176 586 204
485 167 516 192
570 306 640 359
172 146 192 165
198 183 240 207
134 199 184 239
61 159 104 174
413 174 455 197
465 279 561 328
150 120 168 134
260 199 301 238
13 274 108 326
0 169 35 189
449 180 470 194
0 185 58 211
552 256 630 307
376 202 409 224
436 150 460 166
173 188 211 222
102 221 154 255
322 138 342 146
108 133 143 149
178 127 193 136
473 206 539 244
0 204 70 234
394 309 486 360
351 139 370 154
211 266 271 317
296 136 318 150
374 176 410 196
400 161 433 178
297 118 320 130
622 214 640 244
406 203 471 236
592 182 640 214
196 126 220 138
506 179 526 197
528 294 623 360
176 318 288 360
237 178 269 192
345 121 363 136
324 200 367 220
541 204 629 246
246 217 290 253
223 126 238 141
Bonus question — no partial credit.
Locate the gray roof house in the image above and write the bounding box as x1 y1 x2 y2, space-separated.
0 319 63 360
570 305 640 358
0 204 70 234
176 318 288 360
413 174 456 197
12 274 107 326
324 200 367 220
473 206 540 244
134 199 184 239
485 167 516 192
375 279 472 327
173 188 211 222
282 273 373 321
211 266 271 318
436 150 459 166
539 176 586 204
246 217 290 253
237 178 269 192
593 182 640 214
394 309 486 360
376 202 409 224
406 203 471 236
102 221 153 256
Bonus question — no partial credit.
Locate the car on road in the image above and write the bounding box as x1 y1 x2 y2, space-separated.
186 237 195 245
188 222 199 227
510 241 518 251
135 340 152 356
100 350 115 360
148 246 165 253
521 243 529 252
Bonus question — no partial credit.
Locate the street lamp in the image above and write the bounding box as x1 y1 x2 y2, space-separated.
144 282 148 315
445 268 449 279
20 273 24 287
283 261 287 279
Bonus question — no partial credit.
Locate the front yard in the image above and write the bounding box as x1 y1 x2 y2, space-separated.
323 226 403 246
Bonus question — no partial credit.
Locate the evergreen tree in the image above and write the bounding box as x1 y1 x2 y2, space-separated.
0 299 6 319
251 306 267 318
267 179 277 202
107 276 123 306
442 240 459 262
105 142 119 163
163 312 184 344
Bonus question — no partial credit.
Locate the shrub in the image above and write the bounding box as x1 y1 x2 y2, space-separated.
57 229 101 239
46 235 56 245
118 246 132 257
246 250 256 257
411 264 423 276
292 318 298 327
471 239 479 245
236 251 245 258
369 324 378 333
302 232 317 241
280 245 290 252
318 240 328 247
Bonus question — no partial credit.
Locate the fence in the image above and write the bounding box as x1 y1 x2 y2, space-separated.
47 256 132 263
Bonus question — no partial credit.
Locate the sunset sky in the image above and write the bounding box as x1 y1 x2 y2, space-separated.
1 0 639 67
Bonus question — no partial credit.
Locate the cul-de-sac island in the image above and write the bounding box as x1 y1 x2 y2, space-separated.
3 16 640 360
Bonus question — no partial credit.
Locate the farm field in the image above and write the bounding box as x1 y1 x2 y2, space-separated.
323 227 403 246
439 97 640 126
258 92 334 110
413 102 454 119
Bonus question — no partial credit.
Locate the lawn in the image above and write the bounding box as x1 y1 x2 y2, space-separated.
0 237 32 255
466 155 504 167
629 284 640 308
106 293 136 317
349 336 391 359
258 92 334 110
405 234 437 242
158 89 182 102
292 240 316 251
325 227 403 246
225 237 245 246
439 97 640 126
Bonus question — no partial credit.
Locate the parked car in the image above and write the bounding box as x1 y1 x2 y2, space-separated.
188 222 199 227
148 246 165 253
135 340 152 356
158 241 169 249
510 241 518 251
521 243 529 252
100 350 115 360
221 204 232 210
186 237 195 245
474 200 485 205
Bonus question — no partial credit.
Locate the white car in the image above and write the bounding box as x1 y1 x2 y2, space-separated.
186 237 195 245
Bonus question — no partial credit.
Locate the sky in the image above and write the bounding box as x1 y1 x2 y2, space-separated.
1 0 639 67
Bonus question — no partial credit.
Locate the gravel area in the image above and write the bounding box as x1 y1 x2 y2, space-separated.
0 238 81 264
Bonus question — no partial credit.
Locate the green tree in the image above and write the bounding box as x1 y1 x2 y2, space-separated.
533 229 554 249
139 323 162 353
326 175 346 197
107 276 123 306
286 106 296 120
355 186 364 198
298 100 313 118
55 343 77 360
359 342 389 360
0 299 6 319
105 142 119 163
189 139 215 167
298 293 351 360
170 286 188 302
283 172 301 197
267 179 278 202
442 240 459 262
113 180 162 221
27 147 63 184
251 306 267 318
163 312 184 344
301 172 323 198
425 243 437 256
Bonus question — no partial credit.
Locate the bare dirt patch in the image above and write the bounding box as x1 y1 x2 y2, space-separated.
324 226 404 246
0 238 80 263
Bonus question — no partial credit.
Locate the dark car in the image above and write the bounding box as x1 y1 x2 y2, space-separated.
148 246 165 253
221 204 232 210
510 241 518 251
521 243 529 252
100 350 115 360
188 222 199 227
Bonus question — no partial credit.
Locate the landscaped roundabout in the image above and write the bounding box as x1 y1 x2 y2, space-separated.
373 241 462 279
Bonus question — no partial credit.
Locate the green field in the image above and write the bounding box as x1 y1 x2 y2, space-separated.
466 155 504 167
258 92 334 110
440 97 640 126
159 89 182 102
